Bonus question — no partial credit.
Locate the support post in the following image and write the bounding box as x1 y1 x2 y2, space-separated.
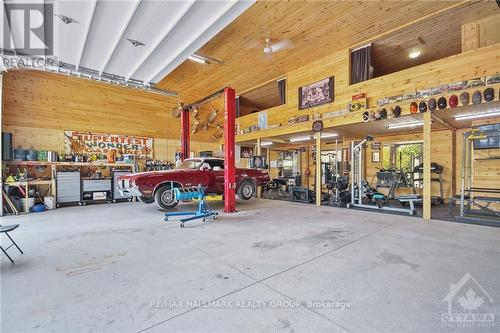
180 109 190 160
256 138 262 198
224 87 236 213
316 133 322 207
423 111 432 220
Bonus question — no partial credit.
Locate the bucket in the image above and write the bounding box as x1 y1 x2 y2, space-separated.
44 196 55 209
22 198 35 209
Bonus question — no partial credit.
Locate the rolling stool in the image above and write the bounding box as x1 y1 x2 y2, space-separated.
0 224 23 263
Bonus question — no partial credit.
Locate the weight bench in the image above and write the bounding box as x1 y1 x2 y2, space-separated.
0 224 23 263
449 194 500 219
394 195 420 215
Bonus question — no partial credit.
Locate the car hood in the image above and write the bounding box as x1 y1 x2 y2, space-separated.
118 169 190 180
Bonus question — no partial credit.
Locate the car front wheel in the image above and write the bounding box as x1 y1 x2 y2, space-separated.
154 185 178 209
238 181 255 200
137 196 154 204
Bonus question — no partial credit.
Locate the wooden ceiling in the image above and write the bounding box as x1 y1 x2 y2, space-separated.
157 0 496 101
371 2 498 77
238 80 283 116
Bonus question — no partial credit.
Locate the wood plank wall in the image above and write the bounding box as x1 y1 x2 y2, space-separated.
236 43 500 131
237 42 500 202
1 71 220 160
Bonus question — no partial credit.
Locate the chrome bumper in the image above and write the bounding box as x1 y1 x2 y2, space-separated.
118 184 143 197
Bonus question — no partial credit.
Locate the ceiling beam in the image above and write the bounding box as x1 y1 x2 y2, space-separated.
125 0 196 81
431 113 456 131
76 0 97 70
99 0 140 75
145 1 254 82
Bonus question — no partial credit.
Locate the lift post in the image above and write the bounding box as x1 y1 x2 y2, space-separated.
224 87 236 213
180 109 190 160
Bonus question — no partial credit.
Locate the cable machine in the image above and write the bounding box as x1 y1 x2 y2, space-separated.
449 127 500 221
347 136 417 215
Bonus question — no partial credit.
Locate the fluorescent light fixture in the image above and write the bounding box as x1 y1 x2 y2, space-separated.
455 111 500 121
261 141 273 146
188 55 207 64
321 133 338 139
290 136 311 142
388 121 424 129
408 50 421 59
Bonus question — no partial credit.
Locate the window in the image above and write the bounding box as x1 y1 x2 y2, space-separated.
206 159 224 170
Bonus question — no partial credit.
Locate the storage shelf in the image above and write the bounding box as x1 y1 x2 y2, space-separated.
6 180 53 186
2 161 135 167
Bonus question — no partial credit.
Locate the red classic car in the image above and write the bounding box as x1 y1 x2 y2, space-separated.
117 157 270 209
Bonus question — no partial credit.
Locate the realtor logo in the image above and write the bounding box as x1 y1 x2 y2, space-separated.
2 3 53 55
442 272 495 328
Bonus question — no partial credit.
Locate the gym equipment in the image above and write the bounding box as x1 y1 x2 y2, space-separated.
411 162 444 204
164 185 218 228
375 169 409 200
449 127 500 221
347 136 417 215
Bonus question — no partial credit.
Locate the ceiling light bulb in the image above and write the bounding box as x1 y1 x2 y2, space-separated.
455 111 500 121
321 133 338 139
261 141 273 146
188 55 207 64
290 136 311 142
388 121 424 129
408 50 421 59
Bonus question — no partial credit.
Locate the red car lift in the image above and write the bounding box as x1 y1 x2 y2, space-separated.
180 109 190 161
179 87 237 213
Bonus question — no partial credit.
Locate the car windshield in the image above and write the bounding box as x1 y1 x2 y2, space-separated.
178 159 202 169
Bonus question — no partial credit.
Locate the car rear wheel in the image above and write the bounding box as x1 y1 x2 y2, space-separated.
238 180 255 200
154 185 178 209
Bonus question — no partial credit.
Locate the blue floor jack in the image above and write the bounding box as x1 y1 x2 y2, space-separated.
164 185 218 228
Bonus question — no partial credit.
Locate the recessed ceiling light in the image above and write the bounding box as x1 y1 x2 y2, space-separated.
127 39 145 47
55 14 79 24
261 141 273 146
408 50 421 59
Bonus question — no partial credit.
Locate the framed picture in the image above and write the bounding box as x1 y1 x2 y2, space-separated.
372 151 380 163
240 146 254 158
298 76 334 109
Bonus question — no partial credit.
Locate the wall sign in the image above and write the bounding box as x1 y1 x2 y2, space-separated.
64 130 153 158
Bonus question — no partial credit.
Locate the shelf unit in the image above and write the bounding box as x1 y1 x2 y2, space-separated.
1 161 137 215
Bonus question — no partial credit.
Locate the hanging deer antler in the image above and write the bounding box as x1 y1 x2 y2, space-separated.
191 119 200 134
171 102 184 118
207 107 218 124
191 106 199 120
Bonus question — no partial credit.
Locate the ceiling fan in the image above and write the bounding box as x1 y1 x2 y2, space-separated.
263 38 293 55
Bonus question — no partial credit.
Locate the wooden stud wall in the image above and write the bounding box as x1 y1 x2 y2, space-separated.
1 71 220 160
236 43 500 135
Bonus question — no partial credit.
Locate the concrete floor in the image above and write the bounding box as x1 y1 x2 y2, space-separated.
1 199 499 333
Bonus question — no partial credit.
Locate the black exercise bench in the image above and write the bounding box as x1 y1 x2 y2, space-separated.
0 224 23 263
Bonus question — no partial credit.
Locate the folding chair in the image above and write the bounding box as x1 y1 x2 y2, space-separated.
0 224 23 263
